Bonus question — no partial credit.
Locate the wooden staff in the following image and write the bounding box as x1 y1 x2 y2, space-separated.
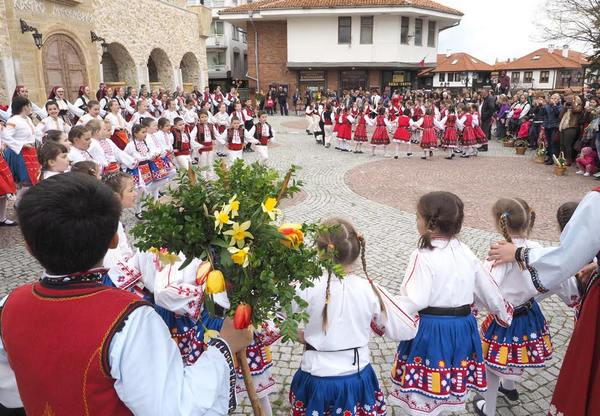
236 348 264 416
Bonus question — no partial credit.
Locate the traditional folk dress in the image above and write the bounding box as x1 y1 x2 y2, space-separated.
388 238 513 416
322 110 335 146
249 121 274 162
49 97 82 125
354 114 369 142
183 108 199 134
336 114 354 141
35 116 70 141
124 138 159 189
473 112 487 146
305 106 315 134
511 188 600 416
68 145 95 164
216 126 256 163
2 115 41 186
150 130 176 180
0 138 16 196
393 115 411 143
412 116 438 149
459 113 477 147
172 128 193 171
191 122 217 175
0 269 237 414
369 115 391 146
89 137 136 175
105 112 130 150
290 273 419 416
436 115 458 148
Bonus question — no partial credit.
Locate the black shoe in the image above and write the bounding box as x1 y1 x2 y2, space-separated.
0 218 18 226
499 384 519 401
421 156 427 160
306 130 310 134
406 152 412 157
454 148 462 154
480 145 488 152
429 150 433 157
473 399 486 416
135 213 143 220
394 155 399 159
325 144 330 148
334 147 340 150
357 151 364 154
460 154 470 158
445 154 454 160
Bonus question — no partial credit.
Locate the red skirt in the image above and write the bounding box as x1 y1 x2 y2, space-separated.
475 125 488 144
462 126 477 146
102 162 120 175
354 124 368 142
393 127 410 142
442 128 458 147
333 123 340 133
21 147 40 186
111 129 129 150
371 127 390 145
0 155 16 195
337 124 352 140
420 128 438 149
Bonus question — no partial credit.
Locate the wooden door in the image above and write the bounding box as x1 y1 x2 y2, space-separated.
43 34 88 102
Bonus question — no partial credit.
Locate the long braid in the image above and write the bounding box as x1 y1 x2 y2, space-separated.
499 212 512 243
358 236 386 317
321 243 335 333
528 209 536 234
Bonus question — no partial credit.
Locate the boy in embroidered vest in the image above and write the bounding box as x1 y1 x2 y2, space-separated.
248 111 274 163
0 173 252 415
192 110 217 179
171 117 192 170
216 117 256 163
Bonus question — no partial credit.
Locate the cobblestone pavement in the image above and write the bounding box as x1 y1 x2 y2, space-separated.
0 116 588 415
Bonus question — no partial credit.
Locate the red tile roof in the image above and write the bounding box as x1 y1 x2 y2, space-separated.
220 0 463 16
432 52 493 72
494 48 588 70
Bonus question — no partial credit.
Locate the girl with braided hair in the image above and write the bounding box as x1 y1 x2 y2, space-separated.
388 191 513 416
475 198 580 416
289 218 418 416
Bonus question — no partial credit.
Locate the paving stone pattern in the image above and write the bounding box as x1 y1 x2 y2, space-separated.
0 116 587 415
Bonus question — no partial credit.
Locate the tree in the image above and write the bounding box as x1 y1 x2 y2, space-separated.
540 0 600 74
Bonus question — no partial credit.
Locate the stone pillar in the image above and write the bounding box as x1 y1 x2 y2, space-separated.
2 57 17 101
99 63 104 83
137 64 149 88
173 67 181 90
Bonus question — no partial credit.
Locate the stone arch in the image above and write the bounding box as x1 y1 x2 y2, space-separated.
147 48 173 89
102 43 137 87
180 52 200 86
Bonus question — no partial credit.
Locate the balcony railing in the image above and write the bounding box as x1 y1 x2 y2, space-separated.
207 34 226 47
208 64 227 72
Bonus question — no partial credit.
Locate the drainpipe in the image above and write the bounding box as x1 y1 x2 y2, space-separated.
246 11 260 92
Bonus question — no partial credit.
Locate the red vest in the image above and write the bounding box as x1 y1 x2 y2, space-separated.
172 128 191 155
227 127 245 151
397 115 410 128
254 122 272 145
1 281 148 416
195 122 214 152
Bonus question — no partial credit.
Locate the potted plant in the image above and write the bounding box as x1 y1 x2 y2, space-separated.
535 143 546 163
503 136 515 147
514 139 528 155
553 152 568 176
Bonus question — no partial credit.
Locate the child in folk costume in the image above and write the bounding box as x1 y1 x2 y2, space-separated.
247 111 274 163
154 118 176 180
216 116 257 163
335 107 354 152
88 119 136 176
366 108 391 156
38 142 69 180
435 106 459 160
171 117 193 171
242 100 257 152
124 123 160 218
388 191 513 416
183 98 199 134
67 125 95 164
352 109 369 154
212 103 231 158
392 108 413 159
411 109 438 160
35 101 70 141
105 99 130 150
149 91 163 118
472 105 488 149
458 105 478 158
128 100 155 131
140 118 171 188
76 101 102 126
321 104 335 148
230 102 245 127
98 87 113 118
47 86 82 125
44 129 70 150
191 111 217 178
290 218 419 416
0 130 17 226
411 101 425 144
475 198 580 416
312 102 325 145
162 99 181 125
305 103 315 136
71 160 102 179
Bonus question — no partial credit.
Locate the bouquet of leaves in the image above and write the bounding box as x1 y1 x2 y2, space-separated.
553 151 567 168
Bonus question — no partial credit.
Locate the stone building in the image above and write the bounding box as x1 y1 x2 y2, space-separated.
0 0 212 105
220 0 462 97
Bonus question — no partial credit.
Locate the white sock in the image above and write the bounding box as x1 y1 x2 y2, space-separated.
0 197 7 221
482 370 500 416
259 395 273 416
501 379 516 390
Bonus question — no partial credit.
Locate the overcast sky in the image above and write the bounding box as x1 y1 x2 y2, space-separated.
437 0 574 64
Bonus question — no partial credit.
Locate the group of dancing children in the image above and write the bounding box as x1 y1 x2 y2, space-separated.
305 100 488 160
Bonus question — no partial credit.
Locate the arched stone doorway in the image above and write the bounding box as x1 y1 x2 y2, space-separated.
42 34 88 101
147 48 173 90
102 43 137 87
180 52 200 90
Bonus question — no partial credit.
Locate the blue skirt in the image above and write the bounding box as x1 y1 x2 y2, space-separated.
4 147 31 185
289 364 386 416
481 299 552 378
389 314 486 404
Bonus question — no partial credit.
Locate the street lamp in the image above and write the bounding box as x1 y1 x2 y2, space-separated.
90 31 108 54
20 19 42 49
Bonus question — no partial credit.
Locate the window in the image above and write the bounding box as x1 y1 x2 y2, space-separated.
524 71 533 83
233 52 240 71
439 72 445 82
211 21 224 35
414 18 423 46
400 16 409 44
540 71 549 83
338 16 352 44
208 51 226 69
242 31 247 43
447 72 454 82
232 26 239 41
427 21 436 47
360 16 373 44
511 72 520 83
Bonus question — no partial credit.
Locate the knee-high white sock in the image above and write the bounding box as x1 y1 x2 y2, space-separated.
0 197 7 221
482 370 501 416
259 395 273 416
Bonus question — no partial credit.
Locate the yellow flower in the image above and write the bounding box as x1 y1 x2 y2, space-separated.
261 197 281 221
278 223 304 249
228 246 250 268
206 270 226 294
223 221 254 248
214 205 232 231
229 195 240 218
203 329 220 343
